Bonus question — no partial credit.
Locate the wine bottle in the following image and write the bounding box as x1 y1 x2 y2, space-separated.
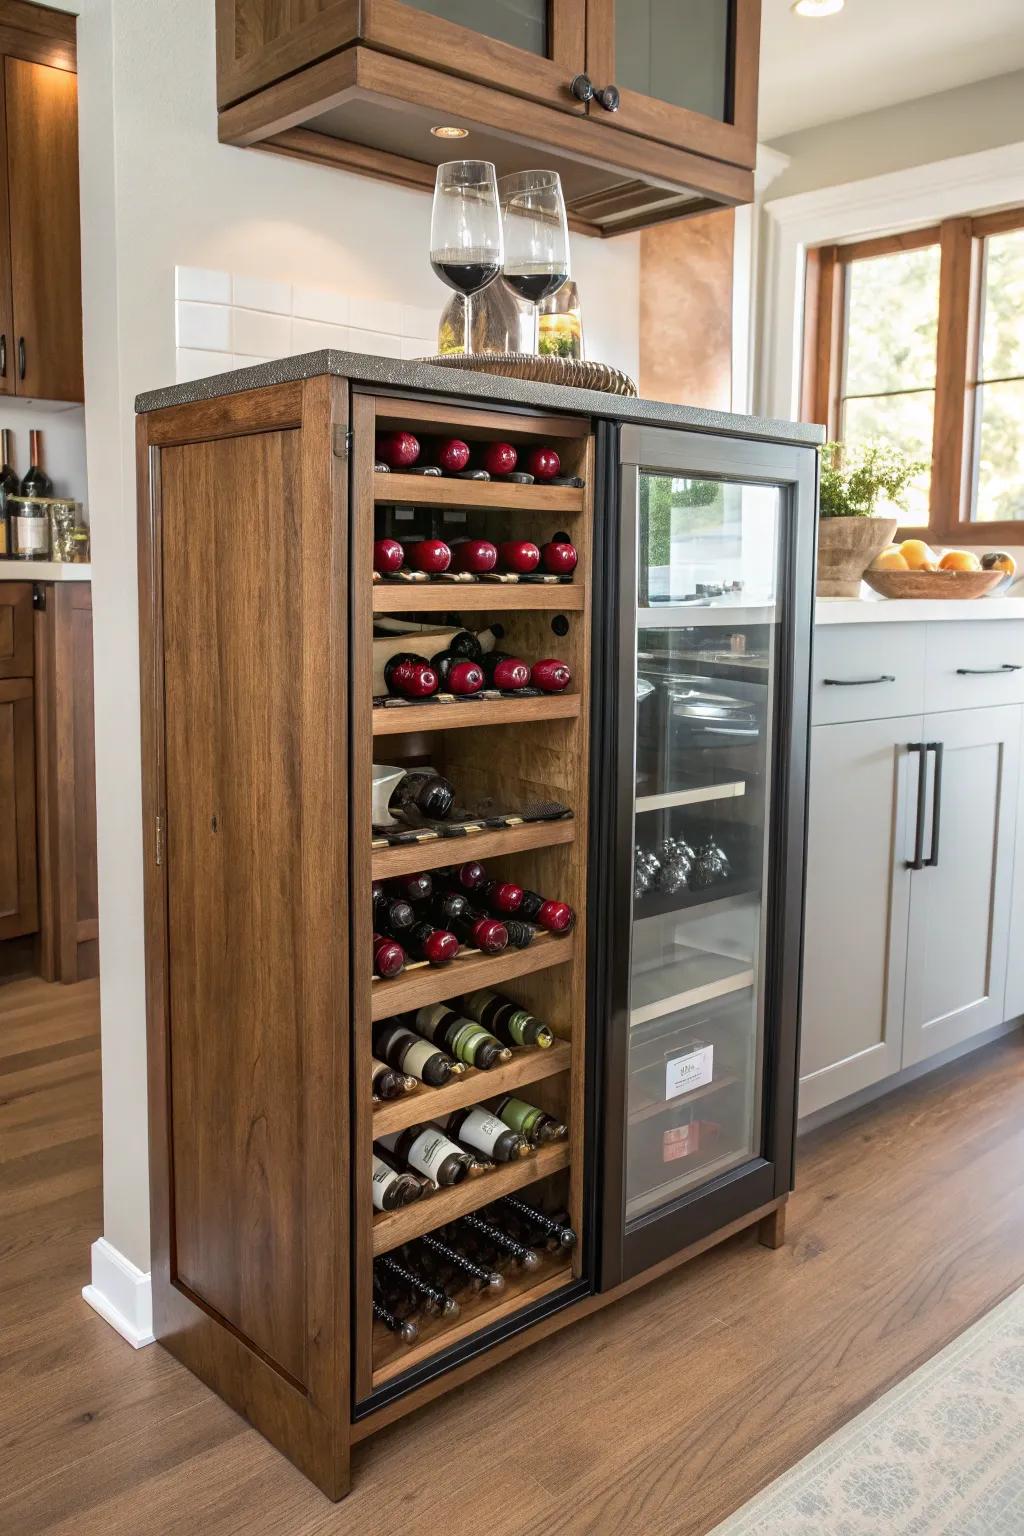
481 878 524 915
418 1233 504 1293
0 429 16 558
392 872 433 904
20 430 52 497
430 651 484 695
499 1195 578 1252
457 1211 539 1268
442 861 487 892
371 1057 417 1102
517 890 576 934
372 931 406 980
530 659 572 693
9 495 48 560
377 1255 460 1319
389 768 455 822
372 1297 418 1344
403 920 459 966
373 888 416 935
429 893 508 956
412 1004 511 1071
462 989 554 1049
372 1019 462 1086
440 1107 529 1163
384 652 439 699
377 1126 472 1187
371 1153 423 1211
480 652 531 691
494 1095 567 1146
501 918 537 950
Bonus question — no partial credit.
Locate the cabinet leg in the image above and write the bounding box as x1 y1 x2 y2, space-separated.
758 1203 786 1250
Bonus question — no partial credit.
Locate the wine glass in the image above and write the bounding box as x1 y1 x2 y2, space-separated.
498 170 571 356
430 161 503 358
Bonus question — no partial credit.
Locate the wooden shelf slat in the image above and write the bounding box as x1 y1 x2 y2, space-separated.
372 693 581 737
372 1253 573 1386
371 816 574 879
371 1142 569 1255
373 582 584 613
374 475 584 514
371 932 574 1021
372 1041 572 1137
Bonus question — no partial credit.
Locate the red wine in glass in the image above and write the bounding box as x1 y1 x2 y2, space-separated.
431 258 501 295
503 268 569 305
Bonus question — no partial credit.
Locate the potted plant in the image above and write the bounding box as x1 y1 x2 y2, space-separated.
817 440 924 597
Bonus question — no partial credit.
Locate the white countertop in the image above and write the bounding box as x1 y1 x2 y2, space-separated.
816 594 1024 624
0 561 90 581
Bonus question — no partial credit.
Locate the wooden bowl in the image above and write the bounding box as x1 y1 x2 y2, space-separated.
862 568 1004 600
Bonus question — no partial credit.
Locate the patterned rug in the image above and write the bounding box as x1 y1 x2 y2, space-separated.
711 1286 1024 1535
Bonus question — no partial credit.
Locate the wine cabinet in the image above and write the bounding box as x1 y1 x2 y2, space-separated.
136 355 819 1500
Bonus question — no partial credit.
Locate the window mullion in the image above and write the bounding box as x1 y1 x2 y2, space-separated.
930 216 977 536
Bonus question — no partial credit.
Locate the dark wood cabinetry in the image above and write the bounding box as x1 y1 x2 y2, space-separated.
0 670 37 939
215 0 759 234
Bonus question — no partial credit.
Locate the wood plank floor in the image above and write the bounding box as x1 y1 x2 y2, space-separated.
2 975 1023 1535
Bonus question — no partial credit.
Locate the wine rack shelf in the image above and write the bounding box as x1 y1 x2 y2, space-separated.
372 693 582 737
372 582 585 614
372 1251 573 1387
371 932 574 1021
372 1142 570 1256
374 475 584 515
370 817 574 879
372 1041 572 1137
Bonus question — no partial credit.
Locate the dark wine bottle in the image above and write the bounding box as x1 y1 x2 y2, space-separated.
389 769 455 821
501 918 536 950
377 1255 460 1318
372 1019 462 1086
377 1125 472 1187
494 1095 567 1146
481 878 524 915
373 888 416 935
518 890 576 933
392 872 433 904
418 1233 504 1293
372 1296 418 1343
20 429 52 497
440 1107 529 1163
500 1195 578 1252
412 1004 510 1071
0 428 17 558
462 989 554 1049
371 1056 417 1102
457 1211 539 1267
371 1153 422 1211
403 920 459 966
372 931 406 979
429 894 508 955
446 861 487 892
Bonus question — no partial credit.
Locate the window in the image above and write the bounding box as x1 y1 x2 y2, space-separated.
803 207 1024 542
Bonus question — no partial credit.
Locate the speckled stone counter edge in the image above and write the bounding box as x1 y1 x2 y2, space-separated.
135 350 824 448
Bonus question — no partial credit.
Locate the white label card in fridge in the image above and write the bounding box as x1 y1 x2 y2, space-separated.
665 1043 714 1100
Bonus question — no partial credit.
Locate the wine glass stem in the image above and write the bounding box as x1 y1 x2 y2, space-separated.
464 292 474 358
531 303 540 355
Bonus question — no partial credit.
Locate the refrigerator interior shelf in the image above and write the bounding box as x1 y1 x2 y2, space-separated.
625 1145 753 1222
637 604 777 629
630 947 754 1028
635 778 746 814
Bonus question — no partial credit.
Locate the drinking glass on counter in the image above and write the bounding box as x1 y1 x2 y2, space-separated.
498 170 570 355
430 161 503 359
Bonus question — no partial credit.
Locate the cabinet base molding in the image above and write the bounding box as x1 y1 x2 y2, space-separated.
82 1237 154 1350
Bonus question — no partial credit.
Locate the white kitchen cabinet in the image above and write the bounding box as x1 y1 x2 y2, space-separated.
1005 747 1024 1023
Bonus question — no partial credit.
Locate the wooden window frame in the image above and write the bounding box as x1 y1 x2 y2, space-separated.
802 205 1024 545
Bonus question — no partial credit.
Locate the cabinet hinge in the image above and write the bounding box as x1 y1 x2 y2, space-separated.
333 426 354 459
155 813 164 867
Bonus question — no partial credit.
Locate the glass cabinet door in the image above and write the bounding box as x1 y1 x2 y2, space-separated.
406 0 550 56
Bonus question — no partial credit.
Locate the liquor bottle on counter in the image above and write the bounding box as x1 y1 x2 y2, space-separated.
0 429 17 558
9 494 49 561
372 931 406 980
462 989 555 1049
377 1125 474 1187
371 1153 423 1212
372 1019 463 1086
377 1255 459 1319
494 1095 567 1146
412 1003 511 1071
20 430 53 497
439 1107 529 1163
371 1057 417 1102
403 920 460 966
500 1195 578 1251
457 1211 540 1269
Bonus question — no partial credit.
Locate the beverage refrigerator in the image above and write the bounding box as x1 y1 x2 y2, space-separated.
589 423 817 1287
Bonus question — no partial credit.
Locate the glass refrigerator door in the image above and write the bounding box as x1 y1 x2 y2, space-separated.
599 425 815 1284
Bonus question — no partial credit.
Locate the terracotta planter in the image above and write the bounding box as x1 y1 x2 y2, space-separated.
817 516 898 598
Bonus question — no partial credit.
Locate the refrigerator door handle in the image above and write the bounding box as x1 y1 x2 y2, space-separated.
924 741 944 868
906 742 927 870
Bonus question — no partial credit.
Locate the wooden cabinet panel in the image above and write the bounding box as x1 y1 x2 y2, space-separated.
0 61 13 400
6 57 84 403
0 674 37 939
0 580 32 678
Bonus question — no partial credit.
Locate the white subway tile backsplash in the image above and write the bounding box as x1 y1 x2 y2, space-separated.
232 274 292 315
176 266 231 304
175 348 236 383
401 337 433 360
291 318 350 353
232 354 271 369
292 285 350 325
350 296 404 336
232 308 292 358
402 303 438 339
177 301 231 351
349 329 404 358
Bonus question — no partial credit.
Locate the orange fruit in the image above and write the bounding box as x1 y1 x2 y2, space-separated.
900 539 939 572
981 551 1016 576
871 548 909 571
939 549 981 573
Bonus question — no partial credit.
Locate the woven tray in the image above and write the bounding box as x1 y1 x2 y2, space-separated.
418 351 638 397
863 569 1003 600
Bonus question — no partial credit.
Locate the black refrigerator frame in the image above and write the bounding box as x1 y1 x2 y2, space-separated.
590 420 818 1289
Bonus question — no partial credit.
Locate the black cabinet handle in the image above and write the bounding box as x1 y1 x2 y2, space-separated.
595 83 621 112
0 333 6 378
570 73 595 103
955 663 1022 675
17 337 25 380
823 674 895 687
906 743 927 870
924 742 943 867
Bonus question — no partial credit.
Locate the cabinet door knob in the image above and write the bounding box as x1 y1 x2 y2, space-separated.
596 83 621 112
17 337 25 381
570 73 595 103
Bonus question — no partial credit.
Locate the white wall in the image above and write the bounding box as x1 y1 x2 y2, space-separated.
75 0 639 1275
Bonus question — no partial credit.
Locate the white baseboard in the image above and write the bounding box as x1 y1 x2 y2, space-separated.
82 1237 155 1348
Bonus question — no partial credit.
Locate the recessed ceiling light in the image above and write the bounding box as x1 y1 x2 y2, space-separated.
791 0 844 14
431 125 469 139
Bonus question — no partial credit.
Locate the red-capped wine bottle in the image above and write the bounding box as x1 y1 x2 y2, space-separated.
371 1057 417 1101
445 861 487 892
373 932 406 979
482 878 524 915
531 658 572 693
451 538 498 573
412 1003 510 1070
373 888 416 934
458 1211 539 1268
494 1095 567 1145
431 651 484 695
378 1126 472 1187
429 892 506 953
384 652 439 699
392 872 433 904
372 1019 462 1085
518 890 575 933
418 1233 504 1293
377 1255 459 1318
371 1153 423 1211
403 921 459 966
440 1108 529 1163
462 988 554 1049
480 652 530 691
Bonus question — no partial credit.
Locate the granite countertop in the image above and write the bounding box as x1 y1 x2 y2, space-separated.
135 349 824 449
0 561 90 582
817 594 1024 624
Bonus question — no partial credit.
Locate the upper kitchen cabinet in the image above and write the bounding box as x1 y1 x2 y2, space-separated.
215 0 758 236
